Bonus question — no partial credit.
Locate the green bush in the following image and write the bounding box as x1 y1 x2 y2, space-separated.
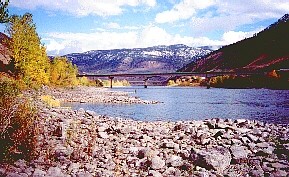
0 77 38 163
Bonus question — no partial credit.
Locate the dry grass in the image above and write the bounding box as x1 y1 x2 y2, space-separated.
0 76 39 163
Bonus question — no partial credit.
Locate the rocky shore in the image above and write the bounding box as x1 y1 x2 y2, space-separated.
43 86 160 104
1 87 288 177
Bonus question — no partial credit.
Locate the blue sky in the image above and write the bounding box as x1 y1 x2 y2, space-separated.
1 0 288 56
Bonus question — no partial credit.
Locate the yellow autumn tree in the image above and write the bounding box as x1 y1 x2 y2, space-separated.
50 56 78 86
6 13 50 87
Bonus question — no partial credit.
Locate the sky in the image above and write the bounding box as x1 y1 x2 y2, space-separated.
1 0 289 56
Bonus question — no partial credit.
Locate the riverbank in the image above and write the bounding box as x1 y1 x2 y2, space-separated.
1 87 288 176
42 86 160 104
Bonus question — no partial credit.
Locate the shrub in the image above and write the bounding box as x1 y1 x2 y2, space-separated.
95 79 104 87
40 95 60 107
0 77 38 163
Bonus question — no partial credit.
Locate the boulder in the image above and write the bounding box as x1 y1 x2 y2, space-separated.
151 156 165 170
33 169 46 177
166 155 183 167
230 145 250 163
193 146 231 173
46 167 64 177
148 170 163 177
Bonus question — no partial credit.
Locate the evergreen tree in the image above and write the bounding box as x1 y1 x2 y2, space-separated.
6 13 51 87
0 0 9 23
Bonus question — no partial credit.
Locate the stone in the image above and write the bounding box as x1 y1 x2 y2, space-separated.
14 159 27 170
33 169 46 177
271 162 288 169
78 108 86 114
76 171 93 177
249 169 264 177
166 155 183 167
6 173 24 177
68 162 81 173
162 141 177 149
256 142 270 148
163 167 182 176
86 110 96 116
193 146 231 173
272 170 288 177
246 134 259 142
98 131 109 139
257 145 275 155
148 170 163 177
98 123 109 132
230 145 249 163
151 156 166 170
46 167 64 177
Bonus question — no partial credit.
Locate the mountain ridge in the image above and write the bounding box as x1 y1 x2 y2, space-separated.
179 14 289 72
64 44 214 74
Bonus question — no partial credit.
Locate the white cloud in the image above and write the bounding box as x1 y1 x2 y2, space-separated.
222 31 252 44
44 25 227 56
10 0 157 17
106 22 121 29
44 23 264 56
191 0 289 33
156 0 289 33
155 0 215 23
44 31 138 55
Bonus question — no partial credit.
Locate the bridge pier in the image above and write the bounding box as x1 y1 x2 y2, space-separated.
206 77 211 89
144 78 149 88
109 76 114 88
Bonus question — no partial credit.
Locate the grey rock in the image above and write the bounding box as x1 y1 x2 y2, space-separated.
249 169 264 177
98 131 109 139
162 141 178 149
166 155 183 167
78 108 86 114
6 173 24 177
256 142 270 148
193 146 231 173
148 170 163 177
84 163 95 173
76 171 93 177
46 167 64 177
246 134 259 142
230 145 250 163
163 167 182 176
98 123 109 132
86 110 96 116
272 170 288 177
33 169 46 177
151 156 166 170
14 159 27 170
271 162 288 169
257 145 275 155
68 162 81 173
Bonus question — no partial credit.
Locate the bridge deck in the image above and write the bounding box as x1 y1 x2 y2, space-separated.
77 71 266 88
77 71 265 78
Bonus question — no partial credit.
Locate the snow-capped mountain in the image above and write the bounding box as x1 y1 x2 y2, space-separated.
64 44 213 74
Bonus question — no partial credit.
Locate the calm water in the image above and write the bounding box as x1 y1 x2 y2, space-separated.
65 86 289 124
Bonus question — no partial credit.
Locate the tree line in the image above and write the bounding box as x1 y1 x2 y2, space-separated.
1 1 81 88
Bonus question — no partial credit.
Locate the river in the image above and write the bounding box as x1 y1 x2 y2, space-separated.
65 86 289 124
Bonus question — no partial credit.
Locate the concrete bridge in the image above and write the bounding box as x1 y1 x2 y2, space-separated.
77 71 266 88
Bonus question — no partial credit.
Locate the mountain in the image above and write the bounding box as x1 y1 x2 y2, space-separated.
180 14 289 72
64 44 213 74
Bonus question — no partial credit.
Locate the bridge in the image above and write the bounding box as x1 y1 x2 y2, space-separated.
77 71 267 88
